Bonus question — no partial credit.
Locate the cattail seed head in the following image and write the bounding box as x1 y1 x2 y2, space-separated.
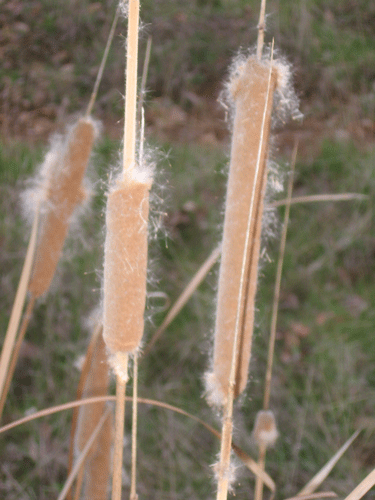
206 56 277 407
102 172 152 374
27 117 98 297
252 410 278 448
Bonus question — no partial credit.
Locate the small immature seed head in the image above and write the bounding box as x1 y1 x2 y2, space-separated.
252 410 278 448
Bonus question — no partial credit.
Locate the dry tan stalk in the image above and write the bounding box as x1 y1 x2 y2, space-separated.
256 0 267 59
138 35 152 123
57 407 112 500
297 429 361 497
123 0 140 176
207 55 277 407
286 492 338 500
130 354 139 500
271 192 367 208
28 117 95 298
112 373 127 500
86 4 121 117
254 142 297 500
264 140 298 409
343 467 375 500
0 295 36 420
74 334 112 500
0 204 40 419
145 244 221 355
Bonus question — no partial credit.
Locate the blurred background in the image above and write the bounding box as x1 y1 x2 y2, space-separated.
1 0 375 499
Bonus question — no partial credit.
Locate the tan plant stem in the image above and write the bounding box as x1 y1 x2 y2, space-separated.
86 4 121 116
0 205 40 419
57 407 111 500
112 368 128 500
257 0 267 59
72 467 85 500
254 442 267 500
216 49 275 500
271 192 367 208
123 0 140 176
263 140 298 411
130 354 139 500
254 141 298 500
0 294 36 420
144 245 221 355
138 35 152 123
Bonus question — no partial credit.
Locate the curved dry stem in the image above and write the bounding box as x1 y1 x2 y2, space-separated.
0 395 275 490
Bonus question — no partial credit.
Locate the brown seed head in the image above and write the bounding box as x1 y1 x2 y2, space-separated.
253 410 278 448
28 117 96 297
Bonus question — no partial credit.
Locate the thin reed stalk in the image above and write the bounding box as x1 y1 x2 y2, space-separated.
130 354 139 500
254 141 298 500
0 204 40 420
86 5 121 117
0 295 36 419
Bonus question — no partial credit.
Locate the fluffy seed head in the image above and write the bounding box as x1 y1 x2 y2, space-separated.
206 55 277 406
28 117 97 297
102 172 152 365
253 410 278 448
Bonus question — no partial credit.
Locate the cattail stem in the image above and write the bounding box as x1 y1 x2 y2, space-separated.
123 0 140 176
86 5 121 117
254 443 267 500
0 205 40 419
263 140 298 411
257 0 267 60
138 35 152 124
112 369 128 500
0 294 36 420
130 354 139 500
58 408 111 500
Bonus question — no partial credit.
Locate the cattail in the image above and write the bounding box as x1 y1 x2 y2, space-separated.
28 117 96 298
74 333 113 500
206 55 277 406
102 172 151 369
253 410 278 448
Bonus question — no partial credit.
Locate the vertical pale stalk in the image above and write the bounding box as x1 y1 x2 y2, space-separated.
0 206 39 419
215 54 276 500
130 354 139 500
254 143 298 500
123 0 140 176
102 2 151 499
